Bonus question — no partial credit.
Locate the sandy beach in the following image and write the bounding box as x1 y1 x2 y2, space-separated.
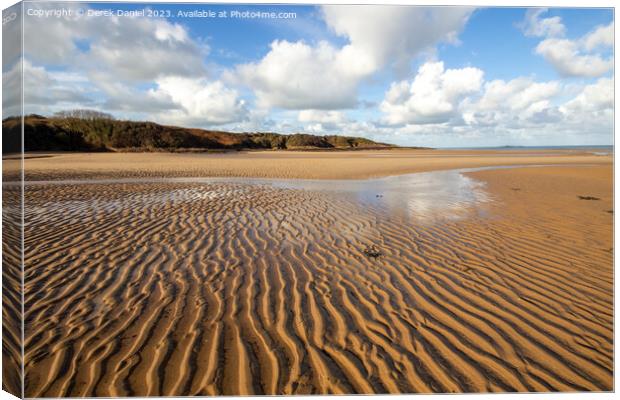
9 148 611 181
15 149 612 396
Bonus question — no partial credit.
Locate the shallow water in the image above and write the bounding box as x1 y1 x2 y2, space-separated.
19 166 524 223
21 164 596 223
264 168 492 222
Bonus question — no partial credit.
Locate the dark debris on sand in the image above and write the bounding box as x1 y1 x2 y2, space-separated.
578 195 601 201
363 245 383 259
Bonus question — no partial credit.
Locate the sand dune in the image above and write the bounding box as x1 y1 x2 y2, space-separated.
20 159 613 396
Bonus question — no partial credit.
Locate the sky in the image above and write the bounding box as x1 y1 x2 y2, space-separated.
2 2 614 147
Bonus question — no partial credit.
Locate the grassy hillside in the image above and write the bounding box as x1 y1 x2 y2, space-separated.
2 115 399 153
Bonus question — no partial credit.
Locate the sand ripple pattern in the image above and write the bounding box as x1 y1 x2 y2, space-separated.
23 181 612 396
2 181 23 396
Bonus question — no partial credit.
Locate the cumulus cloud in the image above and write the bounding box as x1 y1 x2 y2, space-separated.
80 17 206 82
236 6 473 110
16 4 248 126
91 73 248 126
3 58 95 116
101 82 180 114
255 60 610 145
9 3 613 147
23 4 206 81
236 40 361 110
2 59 23 117
223 71 612 146
521 9 613 78
461 77 561 126
22 5 84 66
560 77 613 115
321 6 473 74
520 8 566 38
297 109 348 132
298 109 347 124
469 78 560 112
380 61 484 125
22 61 93 107
535 36 613 77
582 23 614 51
376 59 612 145
149 77 247 126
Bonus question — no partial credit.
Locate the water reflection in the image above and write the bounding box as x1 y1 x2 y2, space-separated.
19 166 511 223
266 169 492 222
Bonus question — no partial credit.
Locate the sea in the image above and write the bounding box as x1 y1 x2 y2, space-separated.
441 145 613 155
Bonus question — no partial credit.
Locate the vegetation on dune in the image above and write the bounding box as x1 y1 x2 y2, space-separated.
2 113 402 153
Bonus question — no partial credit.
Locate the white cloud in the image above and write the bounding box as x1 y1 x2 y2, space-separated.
321 6 473 74
582 22 614 51
23 4 206 81
150 77 247 126
521 8 566 38
235 40 361 110
376 59 612 145
3 58 95 116
236 6 473 110
560 77 613 115
23 61 91 106
16 4 250 127
2 59 22 117
9 3 613 147
265 61 609 145
522 9 614 78
380 61 484 125
535 37 613 77
298 109 348 132
554 78 613 139
101 82 180 114
470 78 560 112
225 72 612 146
2 3 22 72
461 77 561 127
81 17 206 82
298 110 347 124
22 6 84 65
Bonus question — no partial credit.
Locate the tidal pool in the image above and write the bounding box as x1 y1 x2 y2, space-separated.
20 166 515 223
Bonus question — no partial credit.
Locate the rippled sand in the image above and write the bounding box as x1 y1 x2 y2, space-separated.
15 151 612 396
2 168 22 396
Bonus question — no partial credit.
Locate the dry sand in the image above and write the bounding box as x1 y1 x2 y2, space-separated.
11 150 614 395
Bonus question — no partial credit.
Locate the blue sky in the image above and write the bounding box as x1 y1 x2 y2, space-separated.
446 8 612 80
6 2 614 147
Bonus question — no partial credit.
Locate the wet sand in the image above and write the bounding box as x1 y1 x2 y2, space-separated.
16 150 613 395
12 148 611 180
2 167 23 397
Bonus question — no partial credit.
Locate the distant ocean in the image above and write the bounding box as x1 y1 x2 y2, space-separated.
442 145 613 154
